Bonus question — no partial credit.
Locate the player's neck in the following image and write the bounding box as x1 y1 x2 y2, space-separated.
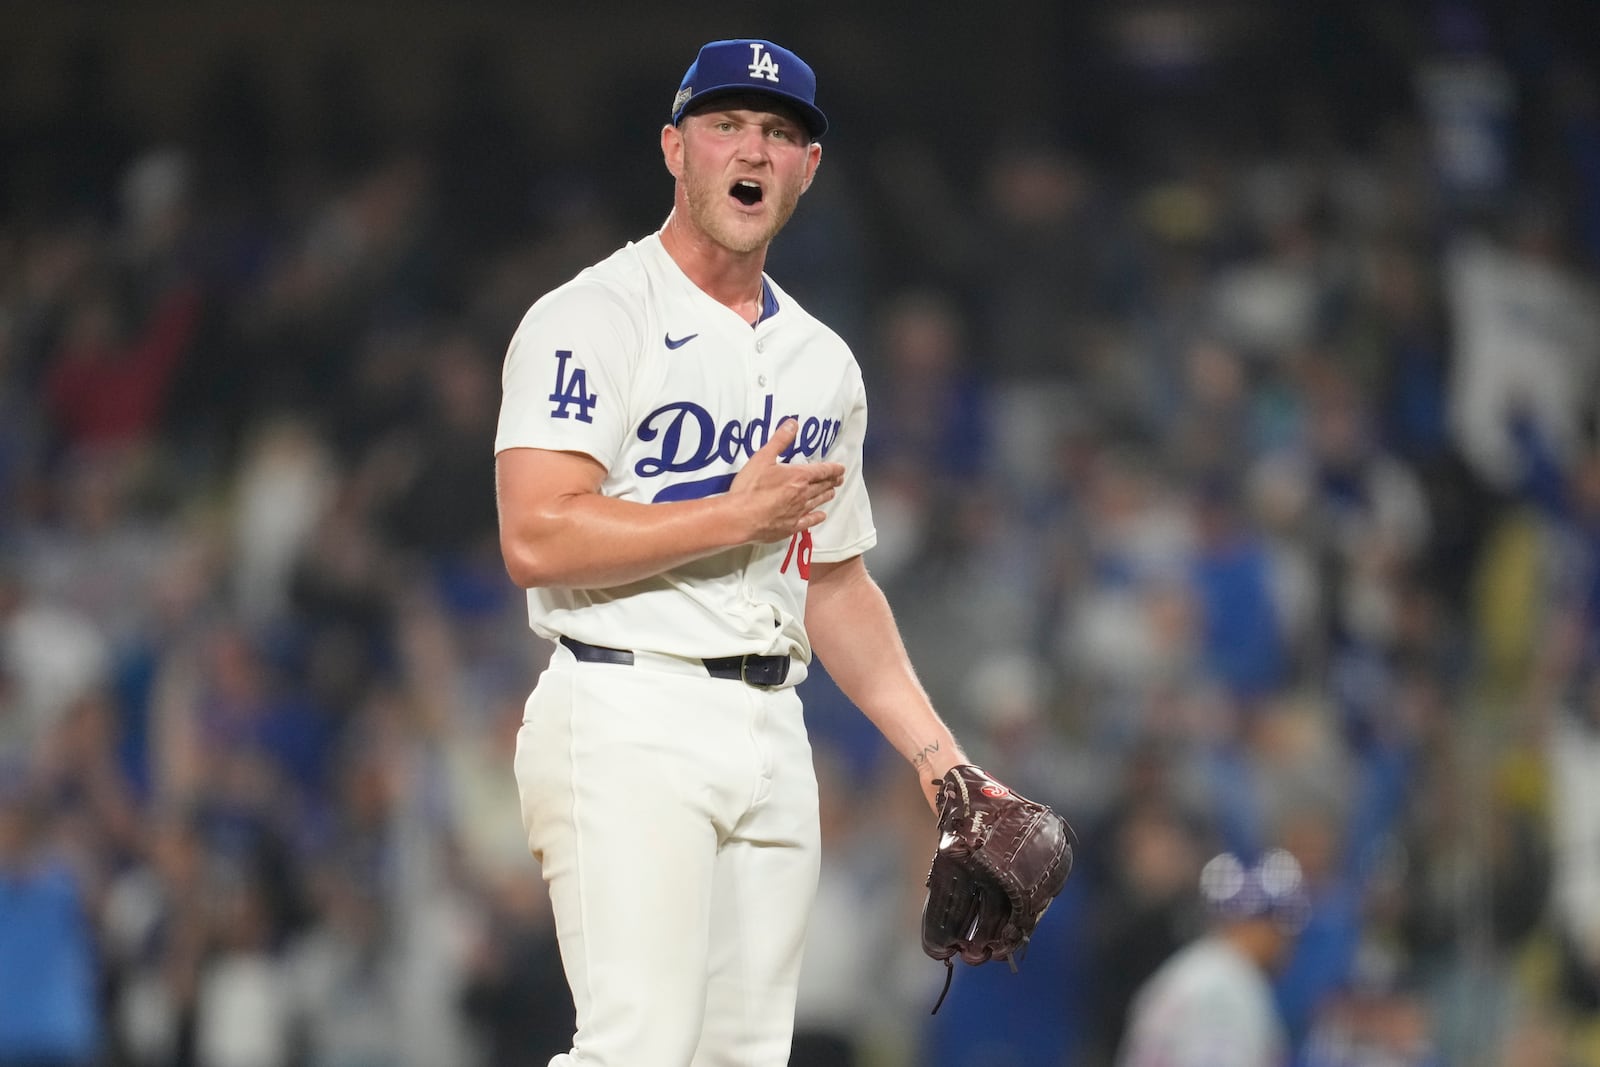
659 211 768 324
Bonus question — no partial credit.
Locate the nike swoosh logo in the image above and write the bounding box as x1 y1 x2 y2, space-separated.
664 333 699 350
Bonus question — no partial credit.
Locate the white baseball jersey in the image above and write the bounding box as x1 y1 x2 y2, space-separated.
1118 937 1288 1067
495 231 876 667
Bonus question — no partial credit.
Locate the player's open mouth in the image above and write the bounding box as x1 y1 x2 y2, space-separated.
730 179 764 206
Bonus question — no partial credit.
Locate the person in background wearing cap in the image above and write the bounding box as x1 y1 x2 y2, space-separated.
1116 849 1312 1067
493 38 978 1066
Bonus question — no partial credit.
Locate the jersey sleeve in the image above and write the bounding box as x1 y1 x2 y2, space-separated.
808 362 876 562
495 281 640 469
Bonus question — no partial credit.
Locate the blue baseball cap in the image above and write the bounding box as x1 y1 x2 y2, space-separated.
671 39 828 141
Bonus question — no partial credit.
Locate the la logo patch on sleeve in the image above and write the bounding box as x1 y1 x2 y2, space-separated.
548 349 598 423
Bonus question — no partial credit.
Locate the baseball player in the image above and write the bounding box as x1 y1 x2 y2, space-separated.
1117 850 1311 1067
494 38 972 1066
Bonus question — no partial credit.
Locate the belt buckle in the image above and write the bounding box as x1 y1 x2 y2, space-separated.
741 654 788 689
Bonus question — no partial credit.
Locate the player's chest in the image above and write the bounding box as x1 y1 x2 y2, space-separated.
617 325 851 497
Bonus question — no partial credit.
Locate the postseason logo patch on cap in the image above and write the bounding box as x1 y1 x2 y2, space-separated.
670 38 828 140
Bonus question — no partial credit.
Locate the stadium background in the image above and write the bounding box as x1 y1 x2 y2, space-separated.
3 1 1600 1064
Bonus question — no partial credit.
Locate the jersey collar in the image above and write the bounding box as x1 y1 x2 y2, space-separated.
646 231 782 325
756 278 781 324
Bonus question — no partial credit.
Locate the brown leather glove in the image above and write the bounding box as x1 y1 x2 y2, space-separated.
920 764 1076 1012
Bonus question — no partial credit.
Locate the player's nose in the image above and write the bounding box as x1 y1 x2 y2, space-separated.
733 127 770 160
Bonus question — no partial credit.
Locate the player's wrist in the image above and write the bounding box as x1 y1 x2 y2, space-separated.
919 749 968 781
712 491 764 547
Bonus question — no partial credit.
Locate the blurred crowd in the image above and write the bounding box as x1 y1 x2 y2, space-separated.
5 3 1600 1066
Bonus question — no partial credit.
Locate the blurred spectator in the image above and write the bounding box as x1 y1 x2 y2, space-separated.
1414 1 1515 212
862 288 989 488
1444 210 1600 496
959 649 1093 815
193 881 294 1067
973 134 1121 381
1082 785 1210 1065
41 277 200 453
1359 241 1497 615
1363 245 1453 469
1534 660 1600 1020
1053 445 1200 748
1162 338 1258 482
1249 359 1432 736
1187 477 1290 704
238 153 434 421
0 777 101 1067
230 417 339 628
374 329 501 573
17 449 177 654
790 748 896 1067
0 564 109 766
1301 972 1440 1067
230 419 339 633
1243 453 1324 678
1296 827 1443 1067
1207 194 1335 364
283 859 405 1067
458 874 573 1067
101 808 209 1067
971 136 1132 501
117 148 196 283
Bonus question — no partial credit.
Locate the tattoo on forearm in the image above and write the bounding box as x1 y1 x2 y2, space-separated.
910 740 940 769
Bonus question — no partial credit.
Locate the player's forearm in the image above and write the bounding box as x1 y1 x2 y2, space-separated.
806 558 968 784
501 490 755 589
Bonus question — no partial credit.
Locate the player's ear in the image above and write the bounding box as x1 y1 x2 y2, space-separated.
662 123 685 179
799 141 822 194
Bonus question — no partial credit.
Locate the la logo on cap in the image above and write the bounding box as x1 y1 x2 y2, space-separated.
747 42 781 82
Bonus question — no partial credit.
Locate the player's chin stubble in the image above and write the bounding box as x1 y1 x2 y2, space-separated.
683 169 801 255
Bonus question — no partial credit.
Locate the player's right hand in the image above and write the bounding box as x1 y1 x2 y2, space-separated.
730 418 846 543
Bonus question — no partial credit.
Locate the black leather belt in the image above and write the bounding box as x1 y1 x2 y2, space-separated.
559 636 791 689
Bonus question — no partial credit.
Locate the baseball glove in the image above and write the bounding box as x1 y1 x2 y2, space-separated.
920 764 1076 1012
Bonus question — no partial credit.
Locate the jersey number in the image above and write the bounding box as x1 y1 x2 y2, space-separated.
549 349 598 423
781 530 813 579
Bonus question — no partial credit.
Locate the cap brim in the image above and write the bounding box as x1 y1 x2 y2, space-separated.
675 87 827 141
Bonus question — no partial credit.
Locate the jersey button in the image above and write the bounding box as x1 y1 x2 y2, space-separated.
756 341 766 353
758 374 768 387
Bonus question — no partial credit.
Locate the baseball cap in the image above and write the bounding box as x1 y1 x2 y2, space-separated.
1199 849 1312 934
671 39 828 141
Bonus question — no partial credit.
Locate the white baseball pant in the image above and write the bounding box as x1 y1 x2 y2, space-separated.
514 642 821 1067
